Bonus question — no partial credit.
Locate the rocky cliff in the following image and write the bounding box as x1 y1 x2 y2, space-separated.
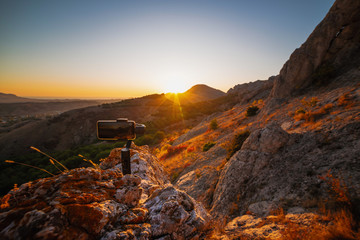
0 145 210 240
270 0 360 99
227 77 274 104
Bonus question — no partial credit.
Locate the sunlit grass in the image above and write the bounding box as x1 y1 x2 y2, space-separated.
30 146 69 172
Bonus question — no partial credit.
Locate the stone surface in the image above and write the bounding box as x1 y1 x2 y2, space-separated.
211 122 360 218
242 123 289 154
270 0 360 99
227 78 275 104
0 145 210 240
145 185 211 239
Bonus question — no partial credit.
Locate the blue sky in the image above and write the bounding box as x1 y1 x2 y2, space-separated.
0 0 335 98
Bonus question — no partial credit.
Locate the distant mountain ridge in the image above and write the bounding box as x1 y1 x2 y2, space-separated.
0 92 43 103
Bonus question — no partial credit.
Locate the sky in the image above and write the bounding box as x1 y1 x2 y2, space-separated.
0 0 335 99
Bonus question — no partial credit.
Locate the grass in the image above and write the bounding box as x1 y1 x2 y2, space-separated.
1 144 108 195
293 97 334 123
279 170 360 240
159 144 188 160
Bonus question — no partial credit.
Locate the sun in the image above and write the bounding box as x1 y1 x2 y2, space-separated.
163 81 188 94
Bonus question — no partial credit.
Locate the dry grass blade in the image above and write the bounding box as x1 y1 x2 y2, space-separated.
5 160 55 176
49 159 64 173
30 146 69 172
78 154 100 170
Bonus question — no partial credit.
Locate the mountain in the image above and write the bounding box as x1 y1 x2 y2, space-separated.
182 84 225 101
0 93 43 103
166 84 226 104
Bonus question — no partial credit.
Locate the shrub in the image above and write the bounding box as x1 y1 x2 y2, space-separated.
338 92 354 108
153 131 166 143
187 146 195 153
160 144 188 160
209 119 218 130
227 130 250 160
135 135 154 146
301 97 319 108
171 172 179 182
246 105 259 117
203 142 216 152
295 107 306 115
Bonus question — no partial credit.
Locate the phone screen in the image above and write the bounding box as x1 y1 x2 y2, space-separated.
97 120 135 140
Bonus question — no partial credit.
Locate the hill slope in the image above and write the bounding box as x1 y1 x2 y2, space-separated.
0 93 43 103
166 84 225 104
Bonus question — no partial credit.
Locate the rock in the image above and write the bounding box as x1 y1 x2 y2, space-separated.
176 167 220 208
0 145 210 240
248 201 276 217
210 149 270 218
287 207 305 214
145 185 211 239
242 123 289 154
270 0 360 99
227 78 275 104
210 121 360 220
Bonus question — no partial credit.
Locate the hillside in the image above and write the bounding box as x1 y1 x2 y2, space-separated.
1 0 360 239
166 84 226 104
180 84 225 102
0 100 117 118
0 84 229 161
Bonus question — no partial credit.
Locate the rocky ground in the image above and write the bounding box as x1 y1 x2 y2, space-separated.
0 145 210 239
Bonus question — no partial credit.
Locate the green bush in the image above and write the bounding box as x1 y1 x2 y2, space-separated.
295 107 306 114
153 131 166 143
209 119 218 130
246 106 259 117
203 142 216 152
227 130 250 160
135 135 154 146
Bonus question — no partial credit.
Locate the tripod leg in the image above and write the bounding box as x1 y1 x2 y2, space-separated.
121 140 132 175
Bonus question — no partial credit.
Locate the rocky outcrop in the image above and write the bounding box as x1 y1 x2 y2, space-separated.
270 0 360 99
210 122 360 218
227 78 274 104
0 145 210 240
210 123 289 218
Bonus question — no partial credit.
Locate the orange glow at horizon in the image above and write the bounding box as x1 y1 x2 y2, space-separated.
0 74 158 99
